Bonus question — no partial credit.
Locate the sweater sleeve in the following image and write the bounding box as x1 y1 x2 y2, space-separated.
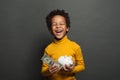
72 46 85 73
41 62 51 76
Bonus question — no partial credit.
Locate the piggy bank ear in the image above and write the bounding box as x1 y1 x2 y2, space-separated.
69 56 72 59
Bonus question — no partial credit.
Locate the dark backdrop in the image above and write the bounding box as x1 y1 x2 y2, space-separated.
0 0 120 80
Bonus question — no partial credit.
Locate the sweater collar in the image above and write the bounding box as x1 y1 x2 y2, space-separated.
53 36 68 44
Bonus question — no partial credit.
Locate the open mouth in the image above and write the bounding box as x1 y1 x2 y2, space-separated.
55 29 63 34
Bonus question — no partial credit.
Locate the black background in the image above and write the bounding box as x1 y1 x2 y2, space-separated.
0 0 120 80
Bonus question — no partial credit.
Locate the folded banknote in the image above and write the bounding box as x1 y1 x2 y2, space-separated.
41 53 62 69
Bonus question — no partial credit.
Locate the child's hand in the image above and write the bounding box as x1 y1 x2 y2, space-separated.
64 64 75 71
49 63 60 74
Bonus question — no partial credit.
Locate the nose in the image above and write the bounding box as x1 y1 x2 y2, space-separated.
56 24 61 28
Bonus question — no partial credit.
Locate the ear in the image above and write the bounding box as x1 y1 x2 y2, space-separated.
66 27 69 32
69 56 72 59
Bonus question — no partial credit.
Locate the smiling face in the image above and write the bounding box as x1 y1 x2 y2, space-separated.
51 15 69 40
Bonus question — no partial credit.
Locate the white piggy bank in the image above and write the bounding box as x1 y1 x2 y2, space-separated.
58 55 73 71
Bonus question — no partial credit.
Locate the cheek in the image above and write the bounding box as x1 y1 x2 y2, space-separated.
51 26 56 30
51 28 56 34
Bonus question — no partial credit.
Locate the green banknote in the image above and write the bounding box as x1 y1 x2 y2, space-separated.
41 53 62 69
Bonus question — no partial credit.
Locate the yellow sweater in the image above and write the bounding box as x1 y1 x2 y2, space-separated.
41 36 85 80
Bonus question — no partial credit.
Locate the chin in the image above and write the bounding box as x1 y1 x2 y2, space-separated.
55 37 62 40
55 35 64 40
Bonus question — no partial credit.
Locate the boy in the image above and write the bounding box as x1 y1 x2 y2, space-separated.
41 9 85 80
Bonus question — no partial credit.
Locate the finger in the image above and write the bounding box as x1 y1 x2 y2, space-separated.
49 67 56 73
65 65 70 69
64 64 74 71
49 66 60 73
49 63 58 69
50 68 59 73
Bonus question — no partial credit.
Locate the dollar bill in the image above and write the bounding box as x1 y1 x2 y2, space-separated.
41 53 63 69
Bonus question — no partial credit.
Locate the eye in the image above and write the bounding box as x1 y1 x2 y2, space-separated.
60 23 65 25
52 23 57 26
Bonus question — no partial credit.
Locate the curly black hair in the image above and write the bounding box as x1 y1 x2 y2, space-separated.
46 9 71 30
